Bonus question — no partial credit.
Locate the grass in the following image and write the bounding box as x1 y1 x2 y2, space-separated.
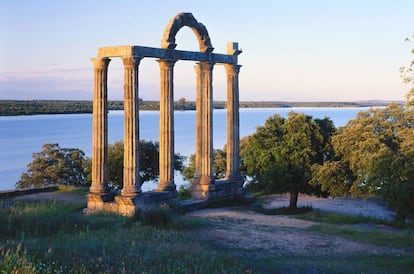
136 205 208 229
1 198 413 273
296 209 387 225
244 255 414 274
0 200 246 273
57 185 89 194
0 244 37 274
307 224 414 248
293 210 414 248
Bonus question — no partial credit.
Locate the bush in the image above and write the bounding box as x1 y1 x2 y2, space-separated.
178 183 192 200
137 206 174 227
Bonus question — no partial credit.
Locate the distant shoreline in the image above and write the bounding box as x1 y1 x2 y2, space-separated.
0 99 402 116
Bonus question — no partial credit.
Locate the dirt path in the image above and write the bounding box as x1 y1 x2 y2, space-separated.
187 207 410 257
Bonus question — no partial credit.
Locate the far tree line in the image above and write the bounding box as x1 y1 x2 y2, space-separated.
0 99 394 116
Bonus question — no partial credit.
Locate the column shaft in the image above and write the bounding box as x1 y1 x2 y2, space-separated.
90 57 111 194
194 62 214 185
224 64 243 184
157 59 176 191
121 56 141 196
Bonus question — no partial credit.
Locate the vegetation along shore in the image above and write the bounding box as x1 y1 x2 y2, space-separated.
0 99 401 116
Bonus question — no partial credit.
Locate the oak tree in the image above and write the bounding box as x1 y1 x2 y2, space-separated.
107 140 185 189
182 148 227 181
17 143 89 188
311 104 414 223
241 112 332 208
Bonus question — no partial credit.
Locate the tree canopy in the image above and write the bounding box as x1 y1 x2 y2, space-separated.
241 112 335 208
17 143 90 189
182 148 227 182
400 35 414 108
311 103 414 222
17 141 185 190
107 140 185 189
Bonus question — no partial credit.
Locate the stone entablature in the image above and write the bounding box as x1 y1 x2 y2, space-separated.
87 12 246 216
97 45 238 64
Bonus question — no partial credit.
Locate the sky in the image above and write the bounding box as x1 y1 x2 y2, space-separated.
1 0 413 102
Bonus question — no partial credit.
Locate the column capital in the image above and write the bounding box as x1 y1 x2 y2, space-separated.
90 57 111 69
224 64 241 75
158 59 177 69
194 62 214 73
121 55 142 68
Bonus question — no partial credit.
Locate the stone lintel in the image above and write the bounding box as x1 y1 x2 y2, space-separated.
98 46 135 58
97 45 237 64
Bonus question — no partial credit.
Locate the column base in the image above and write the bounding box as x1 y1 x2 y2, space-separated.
225 173 244 187
191 183 216 200
89 186 110 194
85 191 179 217
191 178 247 201
121 186 141 197
157 181 176 192
199 174 215 185
87 192 115 211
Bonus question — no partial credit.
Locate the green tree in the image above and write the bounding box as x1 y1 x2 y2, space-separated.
241 112 331 208
311 104 414 223
182 148 227 181
400 35 414 108
107 140 185 189
17 143 89 188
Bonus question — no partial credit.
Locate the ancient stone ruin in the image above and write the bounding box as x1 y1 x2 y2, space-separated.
87 12 247 215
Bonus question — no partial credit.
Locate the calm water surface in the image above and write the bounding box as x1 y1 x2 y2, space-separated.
0 108 369 191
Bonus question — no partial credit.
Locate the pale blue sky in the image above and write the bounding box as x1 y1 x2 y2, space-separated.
0 0 413 101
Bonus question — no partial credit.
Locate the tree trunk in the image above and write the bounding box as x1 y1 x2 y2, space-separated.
395 207 406 225
289 190 299 209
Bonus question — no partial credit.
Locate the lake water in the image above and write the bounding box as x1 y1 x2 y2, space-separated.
0 107 369 191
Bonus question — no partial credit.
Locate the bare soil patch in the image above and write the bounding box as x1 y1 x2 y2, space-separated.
187 207 410 258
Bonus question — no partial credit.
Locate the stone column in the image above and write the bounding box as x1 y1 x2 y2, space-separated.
121 56 142 196
224 64 243 185
90 57 111 194
157 59 176 191
195 62 214 186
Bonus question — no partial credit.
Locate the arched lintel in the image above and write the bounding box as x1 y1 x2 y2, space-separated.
161 12 214 53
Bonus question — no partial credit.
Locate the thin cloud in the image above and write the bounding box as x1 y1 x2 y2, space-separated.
0 65 90 81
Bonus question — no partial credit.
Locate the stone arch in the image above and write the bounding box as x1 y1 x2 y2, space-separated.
161 12 214 52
